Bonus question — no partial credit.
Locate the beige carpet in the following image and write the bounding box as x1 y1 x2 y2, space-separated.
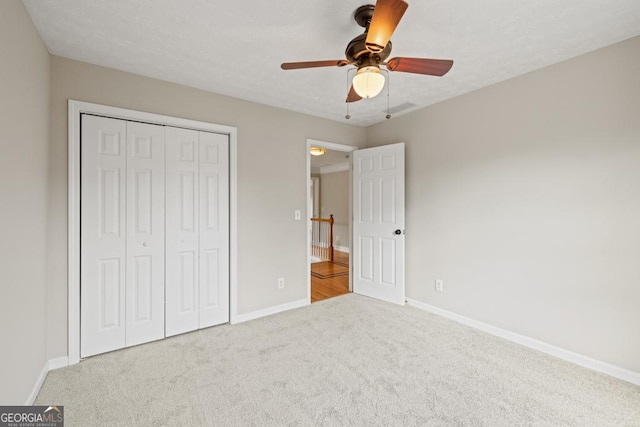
36 294 640 426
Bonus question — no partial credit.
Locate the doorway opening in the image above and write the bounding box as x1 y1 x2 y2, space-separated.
306 139 358 303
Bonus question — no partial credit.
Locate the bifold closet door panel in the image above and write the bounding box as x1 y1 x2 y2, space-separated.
199 131 230 328
125 121 166 346
81 115 127 358
165 126 200 337
81 116 166 357
166 127 230 335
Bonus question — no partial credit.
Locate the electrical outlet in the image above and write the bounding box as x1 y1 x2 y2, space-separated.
277 277 285 289
435 279 444 292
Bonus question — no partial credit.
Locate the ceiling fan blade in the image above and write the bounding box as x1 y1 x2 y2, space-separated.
365 0 409 53
386 57 454 76
281 60 349 70
346 85 362 103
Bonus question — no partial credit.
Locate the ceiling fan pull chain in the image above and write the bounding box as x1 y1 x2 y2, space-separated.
346 69 352 120
384 69 391 119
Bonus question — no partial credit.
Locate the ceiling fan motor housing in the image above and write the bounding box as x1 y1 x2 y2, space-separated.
345 33 392 64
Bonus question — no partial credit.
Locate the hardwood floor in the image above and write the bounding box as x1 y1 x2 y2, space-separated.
311 251 350 303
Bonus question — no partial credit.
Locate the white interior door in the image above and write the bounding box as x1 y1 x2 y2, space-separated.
353 143 405 305
81 115 127 357
124 121 165 346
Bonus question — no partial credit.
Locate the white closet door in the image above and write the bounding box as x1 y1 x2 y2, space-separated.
81 115 127 357
165 127 200 336
125 121 165 346
199 132 230 327
82 115 230 355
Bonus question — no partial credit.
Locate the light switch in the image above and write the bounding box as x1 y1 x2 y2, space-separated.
294 210 301 220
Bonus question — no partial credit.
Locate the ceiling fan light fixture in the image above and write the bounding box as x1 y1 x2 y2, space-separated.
352 66 385 99
310 147 327 156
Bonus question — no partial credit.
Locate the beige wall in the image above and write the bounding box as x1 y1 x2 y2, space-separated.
0 0 50 404
366 36 640 373
47 56 367 359
320 170 350 250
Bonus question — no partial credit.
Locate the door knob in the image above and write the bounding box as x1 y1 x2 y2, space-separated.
142 242 149 247
394 229 402 235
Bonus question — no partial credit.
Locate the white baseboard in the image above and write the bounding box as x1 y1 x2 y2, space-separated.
48 356 69 371
231 298 308 324
335 245 349 253
406 298 640 387
25 356 69 405
26 363 49 405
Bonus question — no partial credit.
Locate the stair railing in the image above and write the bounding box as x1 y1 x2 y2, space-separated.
310 214 334 262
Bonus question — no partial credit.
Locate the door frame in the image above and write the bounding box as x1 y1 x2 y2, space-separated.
306 139 358 302
68 100 238 365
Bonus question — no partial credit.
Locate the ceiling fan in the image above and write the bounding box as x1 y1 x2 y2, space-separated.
281 0 454 103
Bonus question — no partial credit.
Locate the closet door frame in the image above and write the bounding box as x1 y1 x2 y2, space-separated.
68 100 238 365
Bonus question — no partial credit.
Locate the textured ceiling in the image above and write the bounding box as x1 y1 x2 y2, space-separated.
22 0 640 127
